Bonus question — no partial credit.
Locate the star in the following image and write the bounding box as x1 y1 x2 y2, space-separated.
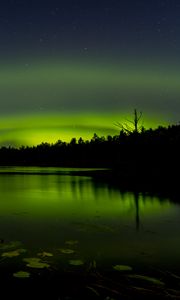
50 10 56 16
72 25 77 31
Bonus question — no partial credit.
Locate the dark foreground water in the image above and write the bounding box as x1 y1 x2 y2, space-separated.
0 167 180 299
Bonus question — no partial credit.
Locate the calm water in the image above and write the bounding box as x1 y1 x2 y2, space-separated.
0 167 180 274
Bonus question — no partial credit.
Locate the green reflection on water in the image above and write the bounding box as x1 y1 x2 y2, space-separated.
0 169 170 218
0 167 179 270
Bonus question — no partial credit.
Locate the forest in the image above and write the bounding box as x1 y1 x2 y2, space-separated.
0 119 180 204
0 121 180 171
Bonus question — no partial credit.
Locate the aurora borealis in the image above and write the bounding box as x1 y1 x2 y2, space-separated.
0 0 180 146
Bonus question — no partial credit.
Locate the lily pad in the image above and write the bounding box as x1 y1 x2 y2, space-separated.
128 275 165 286
13 271 30 278
59 248 75 254
69 259 84 266
2 249 27 258
27 262 50 269
65 240 78 246
23 257 50 269
0 241 22 250
37 252 53 257
113 265 133 272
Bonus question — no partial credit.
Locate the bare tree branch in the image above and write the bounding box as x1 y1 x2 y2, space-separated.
115 109 144 134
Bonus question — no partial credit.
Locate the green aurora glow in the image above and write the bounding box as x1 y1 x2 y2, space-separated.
0 112 167 146
0 60 177 146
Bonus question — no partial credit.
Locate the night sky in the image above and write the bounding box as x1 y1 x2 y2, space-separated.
0 0 180 145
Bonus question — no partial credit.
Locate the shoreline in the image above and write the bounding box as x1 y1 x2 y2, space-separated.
0 165 179 202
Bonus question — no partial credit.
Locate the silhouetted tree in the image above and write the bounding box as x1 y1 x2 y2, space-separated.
70 138 76 145
115 109 144 134
78 137 84 144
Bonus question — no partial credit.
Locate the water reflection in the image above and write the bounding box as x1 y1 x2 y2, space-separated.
0 167 179 269
134 192 140 231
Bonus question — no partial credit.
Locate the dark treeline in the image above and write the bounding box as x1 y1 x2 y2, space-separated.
0 123 180 171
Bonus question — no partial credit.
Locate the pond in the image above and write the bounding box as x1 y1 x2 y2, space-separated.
0 167 180 298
